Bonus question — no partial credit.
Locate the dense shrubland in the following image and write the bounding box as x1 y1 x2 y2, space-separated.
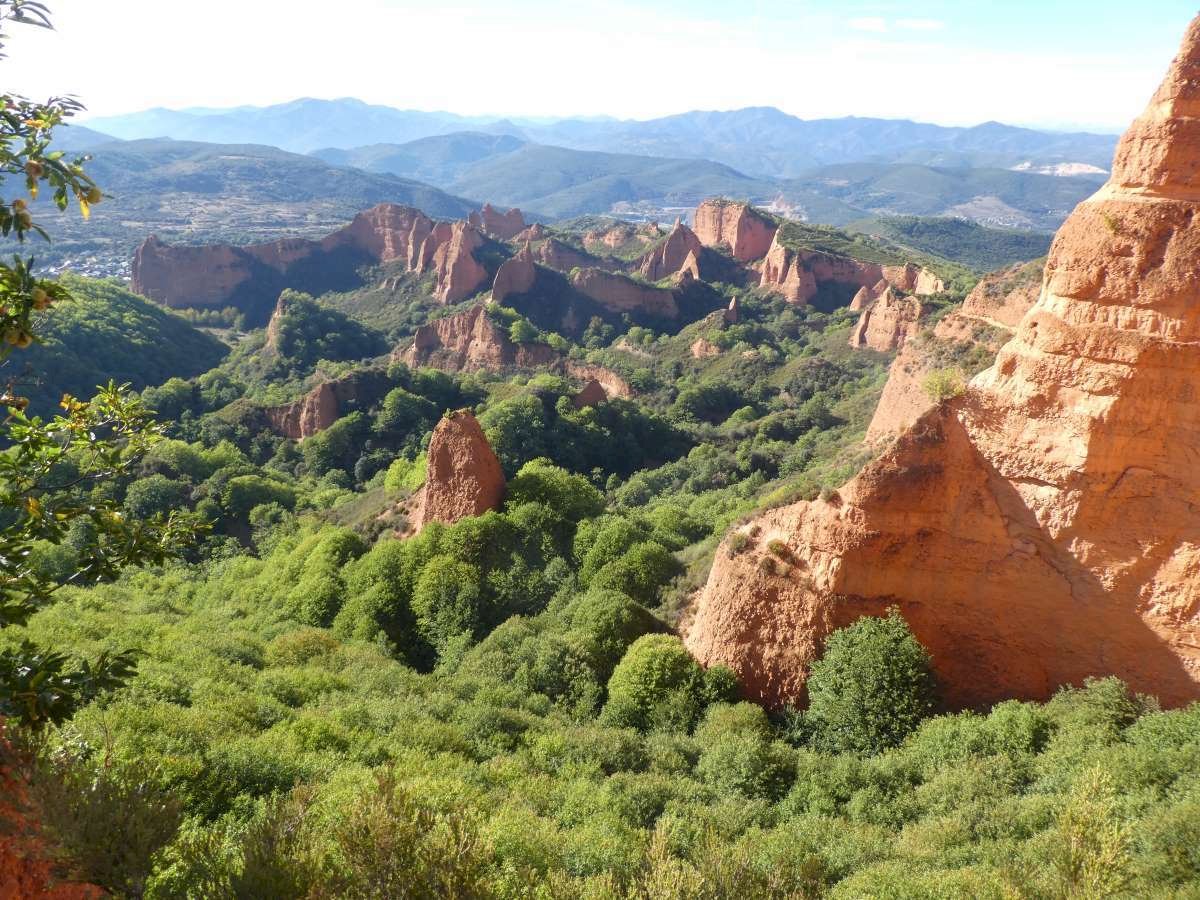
8 272 1200 896
3 16 1194 889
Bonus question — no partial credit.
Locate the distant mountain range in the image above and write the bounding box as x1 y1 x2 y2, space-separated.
314 132 1101 229
84 98 1119 179
29 98 1111 277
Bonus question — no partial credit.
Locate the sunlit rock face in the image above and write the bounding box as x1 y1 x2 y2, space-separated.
686 17 1200 711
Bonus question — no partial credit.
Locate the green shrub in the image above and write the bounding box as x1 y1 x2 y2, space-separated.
600 634 708 733
922 368 966 403
411 555 485 653
806 610 937 754
383 452 427 494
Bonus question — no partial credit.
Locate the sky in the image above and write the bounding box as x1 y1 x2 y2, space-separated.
5 0 1197 132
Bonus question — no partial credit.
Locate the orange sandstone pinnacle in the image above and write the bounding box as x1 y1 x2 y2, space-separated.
416 410 506 530
685 15 1200 711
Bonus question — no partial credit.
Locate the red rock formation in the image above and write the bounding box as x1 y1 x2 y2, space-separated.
882 263 946 296
678 250 703 283
0 726 104 900
562 362 635 399
585 223 637 252
401 304 558 372
491 244 537 305
432 222 489 304
959 259 1044 329
691 337 721 359
132 204 436 312
515 223 548 243
638 221 704 281
570 268 679 318
416 410 506 529
532 238 598 272
686 17 1200 711
479 204 527 241
264 381 340 440
849 287 924 351
413 221 454 274
866 261 1044 443
724 296 740 324
693 199 777 262
572 379 609 409
758 232 889 304
849 285 874 312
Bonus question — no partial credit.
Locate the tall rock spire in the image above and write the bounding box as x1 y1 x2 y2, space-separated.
685 16 1200 710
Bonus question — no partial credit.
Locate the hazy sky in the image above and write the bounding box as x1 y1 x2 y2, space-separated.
5 1 1196 131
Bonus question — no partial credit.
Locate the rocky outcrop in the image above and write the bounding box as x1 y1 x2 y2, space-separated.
533 238 599 272
758 233 889 304
638 222 704 281
583 222 659 253
724 296 740 324
686 17 1200 711
570 268 679 319
432 222 489 304
849 286 874 312
261 372 388 440
413 221 454 273
515 223 547 243
401 304 558 373
866 261 1043 442
849 287 924 351
478 204 526 241
678 250 703 283
959 259 1044 329
572 379 609 409
563 362 634 399
132 204 437 319
264 381 340 440
491 244 537 305
882 263 946 296
416 410 506 530
691 337 721 359
693 199 777 262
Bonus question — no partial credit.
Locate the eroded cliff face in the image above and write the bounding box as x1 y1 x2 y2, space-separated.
262 372 389 440
563 361 635 399
432 222 490 304
686 17 1200 710
866 260 1043 442
132 204 436 316
491 243 537 305
849 287 924 352
758 235 891 304
416 410 506 530
883 263 946 296
477 204 527 241
693 200 777 262
401 304 558 372
132 203 501 320
570 268 680 319
638 222 705 281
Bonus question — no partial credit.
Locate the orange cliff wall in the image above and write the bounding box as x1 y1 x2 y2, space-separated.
685 16 1200 711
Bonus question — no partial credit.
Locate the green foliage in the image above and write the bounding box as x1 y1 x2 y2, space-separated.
23 276 229 415
301 411 367 476
268 290 387 367
806 610 937 754
601 634 718 733
858 215 1052 272
374 386 437 438
923 367 966 403
383 452 427 494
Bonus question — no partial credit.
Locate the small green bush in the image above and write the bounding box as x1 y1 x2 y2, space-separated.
806 610 937 754
922 368 966 404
